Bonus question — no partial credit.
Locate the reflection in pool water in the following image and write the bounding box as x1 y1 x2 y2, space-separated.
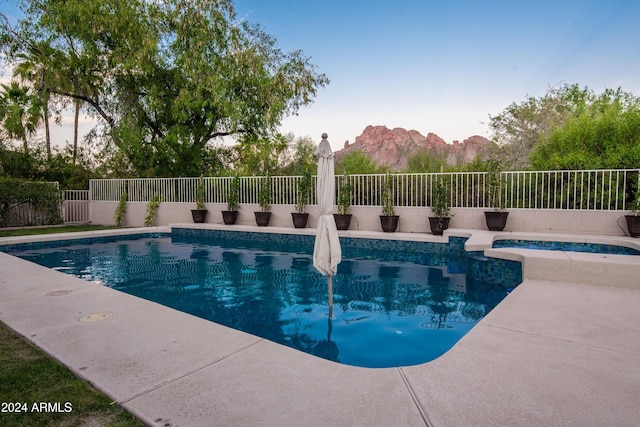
10 233 522 368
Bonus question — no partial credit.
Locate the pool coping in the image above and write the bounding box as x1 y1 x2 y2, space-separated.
3 222 639 254
1 225 640 426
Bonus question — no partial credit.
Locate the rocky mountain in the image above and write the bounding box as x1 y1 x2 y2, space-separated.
335 125 490 170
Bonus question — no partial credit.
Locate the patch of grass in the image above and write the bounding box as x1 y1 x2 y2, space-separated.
0 224 143 425
0 225 119 238
0 322 143 427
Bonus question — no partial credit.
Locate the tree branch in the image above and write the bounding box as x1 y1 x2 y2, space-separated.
49 88 115 128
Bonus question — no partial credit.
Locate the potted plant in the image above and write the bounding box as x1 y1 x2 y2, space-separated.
191 176 208 223
254 174 272 226
484 161 509 231
625 194 640 237
429 179 452 235
379 171 399 232
292 170 312 228
222 175 240 225
334 173 352 230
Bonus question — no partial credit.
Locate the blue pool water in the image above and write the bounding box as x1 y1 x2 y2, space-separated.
4 230 522 368
493 239 640 255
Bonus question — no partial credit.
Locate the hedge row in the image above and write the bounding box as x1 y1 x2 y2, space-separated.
0 178 63 227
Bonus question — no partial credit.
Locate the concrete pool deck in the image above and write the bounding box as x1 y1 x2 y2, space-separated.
1 225 639 426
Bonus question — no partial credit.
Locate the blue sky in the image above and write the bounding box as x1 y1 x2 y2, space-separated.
2 0 640 151
233 0 640 149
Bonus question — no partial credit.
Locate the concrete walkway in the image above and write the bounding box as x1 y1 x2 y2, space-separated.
1 226 639 426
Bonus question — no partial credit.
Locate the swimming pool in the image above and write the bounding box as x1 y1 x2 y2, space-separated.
3 229 522 368
493 239 640 255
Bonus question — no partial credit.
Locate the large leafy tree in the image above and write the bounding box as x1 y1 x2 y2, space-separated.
280 135 317 176
233 132 289 176
1 0 328 177
489 82 640 170
488 83 592 169
530 88 640 169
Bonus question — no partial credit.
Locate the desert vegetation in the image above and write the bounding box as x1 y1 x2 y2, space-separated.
1 2 639 187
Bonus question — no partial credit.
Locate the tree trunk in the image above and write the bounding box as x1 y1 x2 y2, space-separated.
73 99 80 164
44 102 51 160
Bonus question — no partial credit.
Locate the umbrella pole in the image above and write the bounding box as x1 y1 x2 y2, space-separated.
328 274 334 319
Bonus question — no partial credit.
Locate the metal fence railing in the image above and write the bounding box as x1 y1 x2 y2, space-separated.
89 169 640 211
62 190 90 223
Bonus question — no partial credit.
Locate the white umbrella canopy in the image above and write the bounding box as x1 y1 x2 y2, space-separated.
313 133 342 317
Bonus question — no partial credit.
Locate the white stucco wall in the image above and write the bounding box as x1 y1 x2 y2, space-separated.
90 201 632 236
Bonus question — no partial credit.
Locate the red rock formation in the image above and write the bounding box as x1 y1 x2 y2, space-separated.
334 125 489 170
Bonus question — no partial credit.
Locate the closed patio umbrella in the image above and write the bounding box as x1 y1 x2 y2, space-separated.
313 133 342 318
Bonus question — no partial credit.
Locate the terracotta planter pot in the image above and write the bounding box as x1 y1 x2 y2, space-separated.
484 211 509 231
428 217 450 235
291 212 309 228
333 214 352 230
625 215 640 237
254 211 271 226
191 209 208 223
222 210 238 225
379 215 399 232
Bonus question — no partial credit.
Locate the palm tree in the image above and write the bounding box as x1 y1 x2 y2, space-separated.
0 82 40 154
13 43 57 159
52 49 85 165
13 42 87 164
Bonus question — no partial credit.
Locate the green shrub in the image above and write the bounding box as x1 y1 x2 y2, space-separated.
337 174 352 215
431 179 451 218
227 175 240 211
114 193 128 226
381 172 395 216
0 178 62 227
296 170 313 214
258 175 271 213
195 176 205 210
144 195 161 226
